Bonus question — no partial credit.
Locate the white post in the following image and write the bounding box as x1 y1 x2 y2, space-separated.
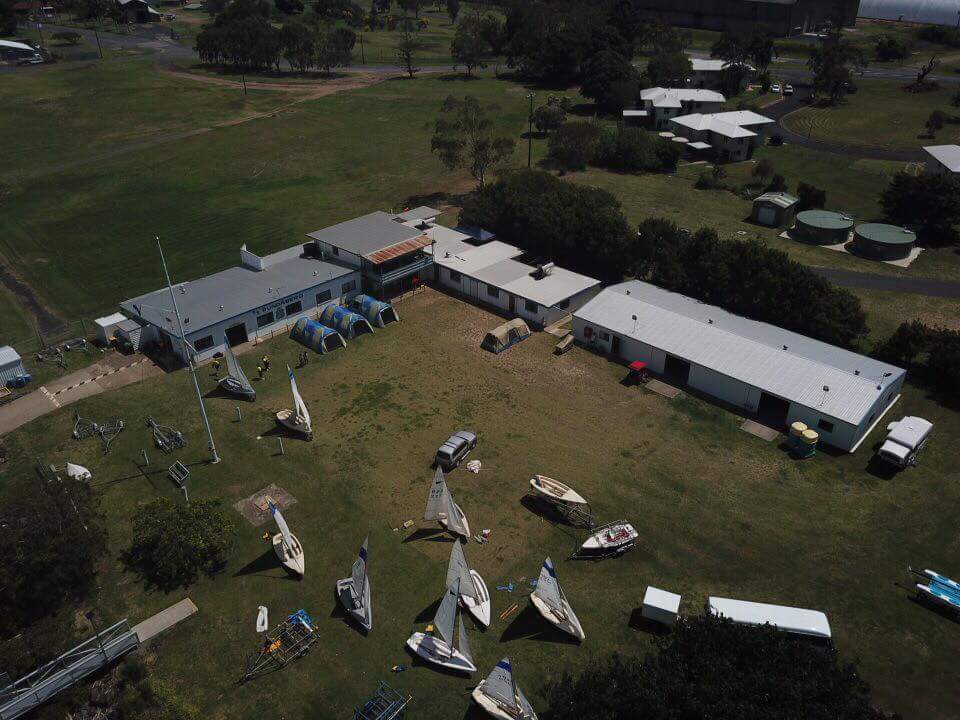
277 437 284 456
236 406 242 423
157 237 220 464
181 485 189 503
141 449 149 466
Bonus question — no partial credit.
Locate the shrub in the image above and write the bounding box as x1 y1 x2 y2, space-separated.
751 158 774 182
875 33 910 61
796 182 826 211
881 171 960 247
766 173 787 192
51 30 81 45
876 321 960 402
917 25 960 48
548 121 601 171
592 127 682 173
769 133 784 146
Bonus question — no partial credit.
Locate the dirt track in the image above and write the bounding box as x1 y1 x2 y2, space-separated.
156 66 390 96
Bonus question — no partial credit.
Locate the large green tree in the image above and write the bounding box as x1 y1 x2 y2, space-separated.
430 95 515 186
881 172 960 247
548 614 892 720
580 48 637 112
450 13 490 76
808 19 866 104
1 0 17 36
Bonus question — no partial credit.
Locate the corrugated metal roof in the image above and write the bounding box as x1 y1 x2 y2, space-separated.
710 110 775 127
94 312 128 327
672 114 756 138
754 192 799 208
574 281 905 425
641 87 726 105
364 235 432 264
924 144 960 172
306 211 423 257
0 346 22 366
860 0 960 26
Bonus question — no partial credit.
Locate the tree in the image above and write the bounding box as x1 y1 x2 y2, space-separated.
580 48 637 113
925 109 946 137
808 19 866 104
797 182 827 211
431 95 515 186
645 50 692 86
281 17 315 72
450 13 489 76
397 0 420 17
315 24 356 72
766 173 787 192
881 172 960 247
752 158 774 182
548 121 600 171
275 0 304 15
396 19 420 77
593 126 679 173
875 33 910 61
125 498 236 590
0 0 16 36
747 33 775 72
711 31 752 95
446 0 458 24
548 614 890 720
532 95 569 135
952 89 960 108
876 321 960 402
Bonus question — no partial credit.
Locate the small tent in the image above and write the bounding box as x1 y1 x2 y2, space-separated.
481 318 531 354
290 317 347 354
351 294 399 328
319 305 375 339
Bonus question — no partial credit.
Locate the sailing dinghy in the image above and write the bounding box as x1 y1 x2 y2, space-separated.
472 657 538 720
276 365 312 440
530 557 585 641
337 536 372 631
406 579 477 674
219 344 255 400
270 502 305 577
424 467 471 539
528 475 588 508
448 541 491 627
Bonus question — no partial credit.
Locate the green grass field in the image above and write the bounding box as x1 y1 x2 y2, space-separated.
783 78 960 150
2 290 959 719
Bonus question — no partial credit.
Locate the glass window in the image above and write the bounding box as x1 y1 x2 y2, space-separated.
599 331 610 341
524 299 538 314
342 280 356 294
285 301 302 316
331 246 339 256
817 419 834 433
486 284 499 299
449 270 461 283
256 311 274 328
316 289 331 304
193 335 214 352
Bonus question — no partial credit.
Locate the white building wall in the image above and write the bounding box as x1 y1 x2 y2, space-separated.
689 364 755 411
314 241 362 269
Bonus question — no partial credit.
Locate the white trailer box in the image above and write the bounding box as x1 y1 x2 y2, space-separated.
642 586 682 626
708 596 832 641
878 416 933 467
94 312 129 346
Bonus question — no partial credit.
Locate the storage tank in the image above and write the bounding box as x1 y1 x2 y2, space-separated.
792 210 854 245
852 223 916 260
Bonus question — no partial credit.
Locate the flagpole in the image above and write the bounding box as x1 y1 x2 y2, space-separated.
157 237 220 464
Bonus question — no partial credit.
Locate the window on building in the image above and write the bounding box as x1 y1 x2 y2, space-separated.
599 331 611 341
524 299 538 314
193 335 214 352
285 301 302 316
868 412 877 426
557 298 570 310
256 311 274 328
449 270 461 283
316 289 331 304
331 246 339 256
342 280 356 294
486 284 499 299
817 419 834 433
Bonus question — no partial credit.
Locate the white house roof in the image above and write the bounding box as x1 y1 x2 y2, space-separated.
708 597 832 639
710 110 775 127
641 87 725 105
671 113 756 139
923 144 960 172
622 110 649 117
394 205 441 222
0 40 35 52
431 239 523 275
0 346 22 367
94 312 128 327
754 191 799 209
689 57 755 72
573 281 905 426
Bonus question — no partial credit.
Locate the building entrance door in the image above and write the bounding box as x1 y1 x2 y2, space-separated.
611 335 621 357
225 323 249 347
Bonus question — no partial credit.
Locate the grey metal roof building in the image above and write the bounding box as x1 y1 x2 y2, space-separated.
305 211 426 259
859 0 960 26
573 281 905 451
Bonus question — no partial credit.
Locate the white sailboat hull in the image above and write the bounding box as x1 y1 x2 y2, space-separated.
439 503 471 538
472 682 538 720
336 577 372 631
406 632 476 674
529 475 588 507
530 593 585 641
581 523 638 552
276 409 313 440
462 569 491 627
273 531 305 577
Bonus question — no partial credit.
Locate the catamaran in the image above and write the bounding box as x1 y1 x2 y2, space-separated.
424 467 471 539
447 541 491 627
472 657 539 720
276 365 312 440
406 579 477 674
218 344 255 400
528 475 588 508
337 536 372 631
270 502 305 577
530 557 585 641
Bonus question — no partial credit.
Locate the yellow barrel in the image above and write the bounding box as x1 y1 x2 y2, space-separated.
801 429 819 444
790 421 808 437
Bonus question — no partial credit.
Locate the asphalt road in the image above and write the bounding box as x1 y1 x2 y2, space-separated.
812 266 960 297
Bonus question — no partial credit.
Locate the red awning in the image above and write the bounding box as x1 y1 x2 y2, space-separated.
629 361 647 372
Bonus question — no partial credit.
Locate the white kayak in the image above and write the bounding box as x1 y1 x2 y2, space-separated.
529 475 588 506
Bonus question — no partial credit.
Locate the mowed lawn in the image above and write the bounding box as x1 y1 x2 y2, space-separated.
783 78 960 150
1 289 959 719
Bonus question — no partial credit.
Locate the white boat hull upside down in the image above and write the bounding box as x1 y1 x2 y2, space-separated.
472 682 538 720
275 409 313 440
273 531 305 577
530 593 585 641
406 632 477 674
439 503 471 538
336 578 372 631
528 475 588 507
462 569 491 627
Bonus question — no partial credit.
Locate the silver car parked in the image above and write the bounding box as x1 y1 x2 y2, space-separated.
435 430 477 470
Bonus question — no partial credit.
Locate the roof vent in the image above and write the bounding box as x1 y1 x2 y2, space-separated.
854 369 860 375
533 263 555 279
823 385 829 392
783 344 788 350
219 305 224 311
708 319 713 324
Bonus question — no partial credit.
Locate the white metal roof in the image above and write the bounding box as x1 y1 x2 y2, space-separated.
710 110 775 127
688 141 712 150
0 346 22 366
622 110 649 117
641 87 726 107
432 240 523 275
923 145 960 172
708 597 832 639
689 57 755 72
0 40 35 52
574 281 905 425
754 192 799 209
671 114 756 139
94 312 128 327
394 205 441 222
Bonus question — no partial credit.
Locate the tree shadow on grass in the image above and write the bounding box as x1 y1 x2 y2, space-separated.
436 72 482 82
499 603 580 645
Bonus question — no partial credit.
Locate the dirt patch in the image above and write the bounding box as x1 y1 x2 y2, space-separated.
233 483 297 526
0 256 63 334
158 65 391 96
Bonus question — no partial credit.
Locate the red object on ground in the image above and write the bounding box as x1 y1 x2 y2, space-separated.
629 361 647 372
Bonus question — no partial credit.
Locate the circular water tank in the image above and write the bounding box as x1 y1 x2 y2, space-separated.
793 210 854 245
852 223 916 260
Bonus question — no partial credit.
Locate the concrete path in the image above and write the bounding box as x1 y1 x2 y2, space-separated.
0 353 162 435
811 267 960 298
741 418 780 442
132 598 198 643
645 379 682 399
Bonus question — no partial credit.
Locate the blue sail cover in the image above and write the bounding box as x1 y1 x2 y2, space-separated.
351 294 400 327
319 304 374 339
289 317 345 354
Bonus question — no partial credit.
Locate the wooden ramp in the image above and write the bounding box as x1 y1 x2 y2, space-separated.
132 598 198 643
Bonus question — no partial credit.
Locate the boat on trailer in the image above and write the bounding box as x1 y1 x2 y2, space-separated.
270 502 305 577
528 475 588 507
913 567 960 614
337 536 372 631
580 520 637 557
447 541 491 627
472 657 538 720
530 557 585 641
406 579 477 674
276 365 312 440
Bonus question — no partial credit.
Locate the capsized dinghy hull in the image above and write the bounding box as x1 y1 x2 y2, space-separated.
406 632 477 674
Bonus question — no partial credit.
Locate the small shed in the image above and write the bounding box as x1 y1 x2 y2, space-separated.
319 304 375 339
94 312 129 346
115 318 146 352
289 317 346 354
0 346 28 387
481 318 531 354
751 192 799 228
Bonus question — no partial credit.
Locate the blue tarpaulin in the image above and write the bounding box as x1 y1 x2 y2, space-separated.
351 294 400 328
319 305 375 339
289 317 346 354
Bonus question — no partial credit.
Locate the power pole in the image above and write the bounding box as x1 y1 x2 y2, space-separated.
157 237 221 464
526 92 535 168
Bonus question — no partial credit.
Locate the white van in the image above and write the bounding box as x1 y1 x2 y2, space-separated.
707 597 832 642
877 416 933 468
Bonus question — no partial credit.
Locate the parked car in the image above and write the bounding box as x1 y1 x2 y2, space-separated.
770 83 782 94
877 416 932 468
784 84 794 96
18 54 44 66
436 430 477 470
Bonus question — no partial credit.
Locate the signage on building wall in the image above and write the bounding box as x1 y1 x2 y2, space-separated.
253 292 304 318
